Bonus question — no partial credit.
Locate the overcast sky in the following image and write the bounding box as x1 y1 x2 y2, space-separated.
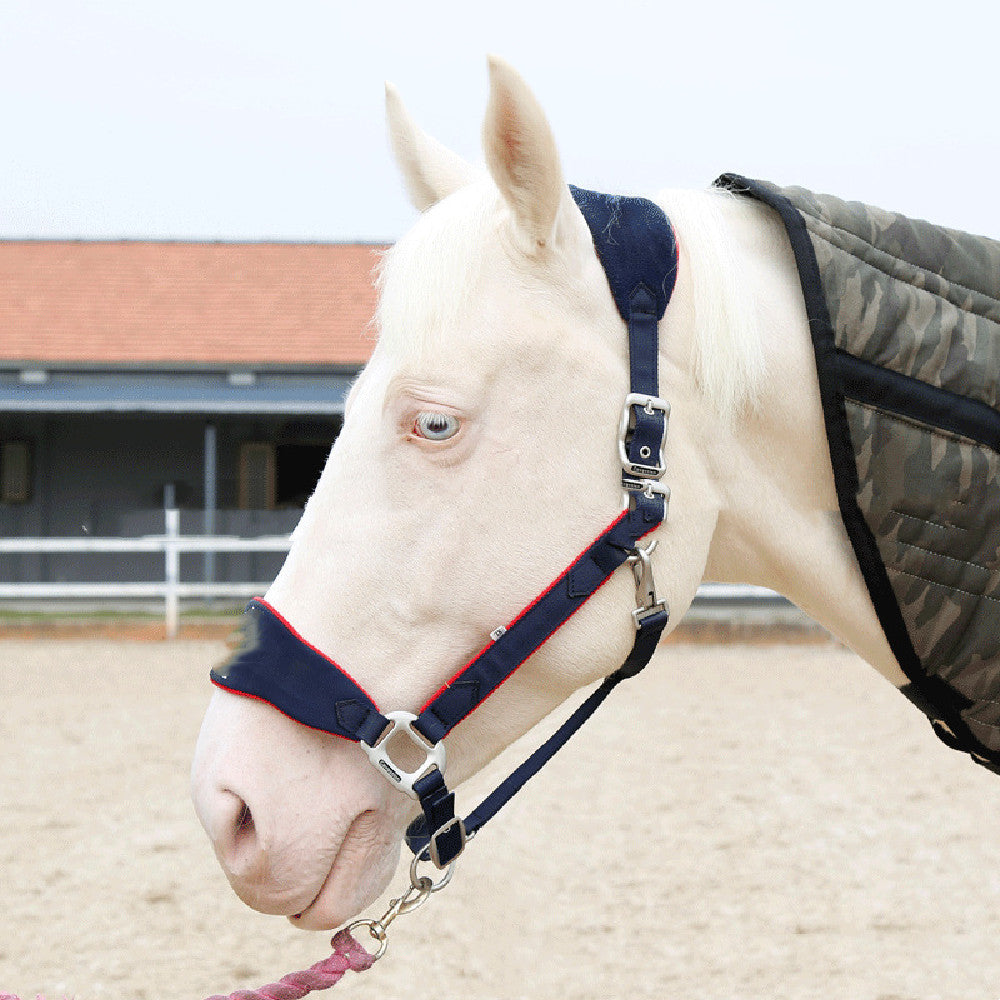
2 0 998 242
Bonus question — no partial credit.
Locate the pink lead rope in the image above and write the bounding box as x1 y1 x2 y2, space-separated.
0 929 375 1000
1 855 447 1000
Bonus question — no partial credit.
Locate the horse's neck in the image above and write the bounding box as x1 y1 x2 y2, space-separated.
665 191 906 687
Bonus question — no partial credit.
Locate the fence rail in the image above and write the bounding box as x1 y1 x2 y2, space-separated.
0 509 291 636
0 512 788 638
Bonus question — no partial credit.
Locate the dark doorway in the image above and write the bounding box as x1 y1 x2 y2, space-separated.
276 443 330 507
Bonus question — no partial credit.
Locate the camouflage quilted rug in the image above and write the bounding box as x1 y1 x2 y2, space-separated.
718 174 1000 770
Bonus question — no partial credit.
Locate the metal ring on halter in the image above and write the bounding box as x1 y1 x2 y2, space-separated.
410 849 456 892
409 824 474 891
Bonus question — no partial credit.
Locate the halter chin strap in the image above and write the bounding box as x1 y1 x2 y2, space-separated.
211 184 678 870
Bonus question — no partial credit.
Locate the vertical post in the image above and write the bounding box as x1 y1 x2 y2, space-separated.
203 422 217 597
164 503 180 639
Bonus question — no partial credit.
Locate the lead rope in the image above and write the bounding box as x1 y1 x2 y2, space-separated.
0 855 448 1000
0 933 372 1000
202 929 375 1000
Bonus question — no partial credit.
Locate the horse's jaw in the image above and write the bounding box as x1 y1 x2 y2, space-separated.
284 807 402 930
191 687 409 930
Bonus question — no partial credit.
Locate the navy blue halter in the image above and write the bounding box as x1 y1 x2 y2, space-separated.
211 185 678 869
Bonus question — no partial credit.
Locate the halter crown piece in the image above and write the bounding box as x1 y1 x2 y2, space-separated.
211 185 678 871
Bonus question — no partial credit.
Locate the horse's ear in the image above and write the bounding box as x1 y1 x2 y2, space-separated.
385 82 478 212
482 56 565 252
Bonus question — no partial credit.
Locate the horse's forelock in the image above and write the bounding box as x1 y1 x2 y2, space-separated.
375 182 499 362
375 180 599 366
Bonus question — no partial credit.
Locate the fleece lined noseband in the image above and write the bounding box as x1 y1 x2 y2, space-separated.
211 184 678 869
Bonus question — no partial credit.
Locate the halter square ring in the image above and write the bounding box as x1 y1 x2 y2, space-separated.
363 711 447 798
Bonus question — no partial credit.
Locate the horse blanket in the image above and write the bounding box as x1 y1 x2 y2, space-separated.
716 174 1000 772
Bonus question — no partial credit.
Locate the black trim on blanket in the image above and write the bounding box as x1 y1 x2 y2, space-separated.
714 173 989 764
833 351 1000 454
714 174 917 671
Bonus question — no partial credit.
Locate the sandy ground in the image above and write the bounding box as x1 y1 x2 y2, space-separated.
2 637 1000 1000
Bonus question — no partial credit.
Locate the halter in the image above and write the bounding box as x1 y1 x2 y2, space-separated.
211 185 678 870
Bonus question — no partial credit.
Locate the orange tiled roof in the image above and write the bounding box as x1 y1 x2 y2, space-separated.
0 241 387 366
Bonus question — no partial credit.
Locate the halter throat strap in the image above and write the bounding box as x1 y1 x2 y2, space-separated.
210 184 678 870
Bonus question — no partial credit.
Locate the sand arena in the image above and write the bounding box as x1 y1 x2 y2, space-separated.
2 637 1000 1000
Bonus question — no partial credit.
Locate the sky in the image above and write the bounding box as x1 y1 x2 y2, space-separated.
2 0 999 243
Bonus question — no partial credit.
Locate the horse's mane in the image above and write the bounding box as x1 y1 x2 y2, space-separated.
375 181 766 422
658 186 767 421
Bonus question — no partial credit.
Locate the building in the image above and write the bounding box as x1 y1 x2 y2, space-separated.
0 239 384 589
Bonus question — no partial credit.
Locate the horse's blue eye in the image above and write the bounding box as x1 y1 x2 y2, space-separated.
413 411 460 441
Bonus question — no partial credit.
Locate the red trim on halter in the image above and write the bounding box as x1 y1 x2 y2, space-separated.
418 509 632 714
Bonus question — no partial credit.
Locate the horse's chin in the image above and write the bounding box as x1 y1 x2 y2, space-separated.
286 810 402 931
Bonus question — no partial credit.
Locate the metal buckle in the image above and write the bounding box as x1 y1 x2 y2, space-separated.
426 816 467 869
621 478 671 513
618 392 670 479
627 540 669 631
363 711 446 798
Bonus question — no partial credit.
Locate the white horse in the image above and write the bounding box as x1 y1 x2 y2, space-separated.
191 57 907 931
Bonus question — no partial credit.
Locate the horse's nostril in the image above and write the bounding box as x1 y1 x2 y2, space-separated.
229 796 260 865
210 789 262 874
235 800 254 837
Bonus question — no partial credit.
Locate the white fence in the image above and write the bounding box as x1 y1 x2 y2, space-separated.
0 509 291 637
0 513 790 638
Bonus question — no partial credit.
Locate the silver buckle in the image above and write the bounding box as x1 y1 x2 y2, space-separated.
363 711 446 798
426 816 467 869
622 478 671 513
627 540 669 630
618 393 670 479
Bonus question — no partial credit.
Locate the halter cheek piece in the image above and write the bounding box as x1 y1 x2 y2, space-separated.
211 185 678 870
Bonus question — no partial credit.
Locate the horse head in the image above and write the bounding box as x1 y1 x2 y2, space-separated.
190 57 742 930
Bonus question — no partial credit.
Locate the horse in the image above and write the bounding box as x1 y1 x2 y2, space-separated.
191 55 998 935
